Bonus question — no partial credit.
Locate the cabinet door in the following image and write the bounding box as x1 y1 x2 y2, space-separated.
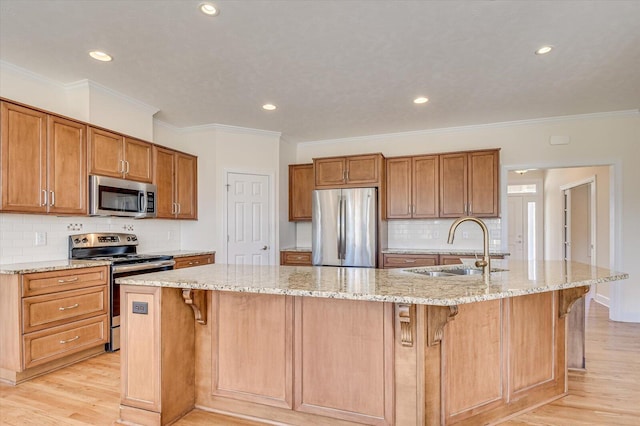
123 137 153 183
439 152 468 217
47 116 87 215
0 102 47 212
412 155 439 218
345 154 380 184
386 157 412 219
88 127 124 179
175 152 197 219
468 150 499 217
288 164 314 221
153 146 176 219
314 157 346 187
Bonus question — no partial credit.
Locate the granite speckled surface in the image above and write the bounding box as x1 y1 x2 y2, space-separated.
116 260 628 306
142 250 215 258
280 247 312 252
0 259 111 275
382 249 510 256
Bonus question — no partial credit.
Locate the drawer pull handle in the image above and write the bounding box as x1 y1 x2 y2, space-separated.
59 303 79 311
59 335 80 344
58 277 79 283
404 259 416 263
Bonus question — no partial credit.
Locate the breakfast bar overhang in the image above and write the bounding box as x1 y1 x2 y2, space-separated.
115 261 628 426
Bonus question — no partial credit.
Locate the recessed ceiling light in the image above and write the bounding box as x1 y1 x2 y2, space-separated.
200 3 219 16
89 51 112 62
535 46 553 55
262 104 277 111
413 97 429 104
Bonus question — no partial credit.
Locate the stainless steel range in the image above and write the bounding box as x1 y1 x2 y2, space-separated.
69 233 175 351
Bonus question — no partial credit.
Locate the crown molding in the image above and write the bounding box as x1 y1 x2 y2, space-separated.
0 60 66 88
299 109 640 147
65 79 159 115
153 118 281 138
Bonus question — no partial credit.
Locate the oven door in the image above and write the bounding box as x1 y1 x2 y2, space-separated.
109 260 175 351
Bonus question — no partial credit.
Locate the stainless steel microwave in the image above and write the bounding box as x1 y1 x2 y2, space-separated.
89 175 157 218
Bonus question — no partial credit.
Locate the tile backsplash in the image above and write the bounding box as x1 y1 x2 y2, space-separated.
0 213 181 264
296 219 502 251
387 219 502 251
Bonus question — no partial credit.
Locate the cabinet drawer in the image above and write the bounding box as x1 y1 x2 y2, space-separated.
22 266 109 297
280 251 312 266
382 254 438 268
23 286 108 333
173 254 215 269
23 315 108 369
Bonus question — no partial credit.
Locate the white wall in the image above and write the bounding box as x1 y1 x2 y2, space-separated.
279 139 297 250
297 112 640 322
152 123 282 263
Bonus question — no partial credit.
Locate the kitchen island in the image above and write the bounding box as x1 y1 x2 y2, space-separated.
116 261 627 426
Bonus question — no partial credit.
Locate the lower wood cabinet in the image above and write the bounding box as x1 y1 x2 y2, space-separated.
280 251 312 266
0 266 109 384
383 253 506 268
173 254 215 269
382 253 438 268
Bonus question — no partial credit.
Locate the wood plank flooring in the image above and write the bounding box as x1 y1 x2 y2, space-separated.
1 302 638 425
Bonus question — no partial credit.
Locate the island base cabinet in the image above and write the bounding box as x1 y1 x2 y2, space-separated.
119 286 195 426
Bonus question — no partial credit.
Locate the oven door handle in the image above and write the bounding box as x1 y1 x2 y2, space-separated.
112 260 175 274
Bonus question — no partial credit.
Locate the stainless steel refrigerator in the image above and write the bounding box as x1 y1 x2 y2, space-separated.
312 188 377 267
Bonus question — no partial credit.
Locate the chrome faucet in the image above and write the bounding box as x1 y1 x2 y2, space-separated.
447 217 491 275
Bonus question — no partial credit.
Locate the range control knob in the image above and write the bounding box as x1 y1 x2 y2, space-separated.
132 236 137 241
82 237 88 243
126 236 131 241
74 238 81 244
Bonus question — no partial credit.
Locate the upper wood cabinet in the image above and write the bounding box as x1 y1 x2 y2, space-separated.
153 146 197 220
386 155 439 219
314 153 384 188
1 101 86 215
88 127 152 183
288 164 313 221
440 149 500 218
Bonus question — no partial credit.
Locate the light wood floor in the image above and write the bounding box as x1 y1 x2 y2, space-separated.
1 302 638 425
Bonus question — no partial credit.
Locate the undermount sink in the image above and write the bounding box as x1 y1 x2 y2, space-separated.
410 268 507 278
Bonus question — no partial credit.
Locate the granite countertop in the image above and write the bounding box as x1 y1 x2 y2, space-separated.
280 247 312 252
383 248 510 256
142 250 216 258
115 260 628 306
0 259 112 275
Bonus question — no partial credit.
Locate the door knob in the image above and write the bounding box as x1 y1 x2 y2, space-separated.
261 245 268 250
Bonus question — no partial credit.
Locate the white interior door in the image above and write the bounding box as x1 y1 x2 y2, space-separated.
226 172 271 265
508 194 541 262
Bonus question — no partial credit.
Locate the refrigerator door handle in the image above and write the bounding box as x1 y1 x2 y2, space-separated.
340 195 347 260
337 196 343 259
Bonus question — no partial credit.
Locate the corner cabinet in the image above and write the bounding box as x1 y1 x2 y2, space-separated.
314 153 384 188
88 127 153 183
1 101 87 215
153 146 198 220
386 155 439 219
0 266 109 384
440 149 500 218
288 164 314 221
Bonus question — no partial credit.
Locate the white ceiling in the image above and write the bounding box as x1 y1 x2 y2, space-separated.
1 0 639 143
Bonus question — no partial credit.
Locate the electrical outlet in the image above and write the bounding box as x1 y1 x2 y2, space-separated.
433 231 440 239
167 230 173 240
123 224 134 231
462 231 469 239
35 231 47 246
132 301 148 315
67 223 83 231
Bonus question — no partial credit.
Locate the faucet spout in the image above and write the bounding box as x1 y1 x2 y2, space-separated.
447 217 491 275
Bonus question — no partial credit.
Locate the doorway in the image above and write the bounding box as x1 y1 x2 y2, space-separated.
225 172 273 265
562 179 596 267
